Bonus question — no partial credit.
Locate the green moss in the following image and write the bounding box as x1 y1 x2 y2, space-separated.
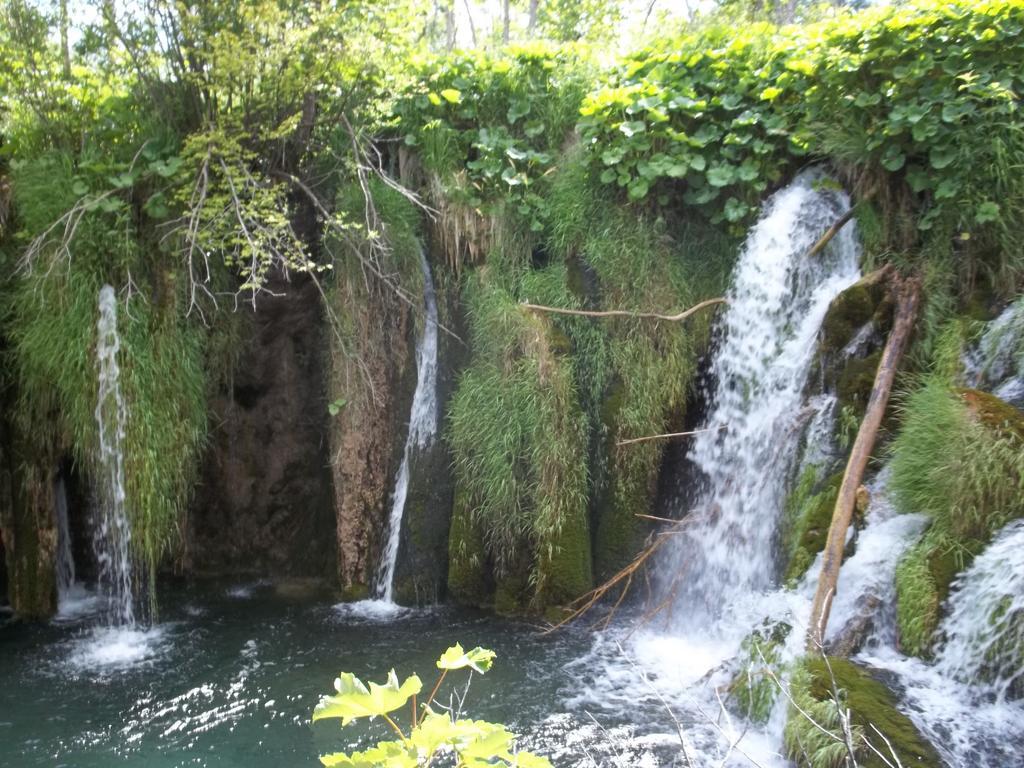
821 282 876 354
536 499 592 607
446 484 491 608
784 471 843 586
958 388 1024 442
339 583 370 602
786 657 943 768
836 349 882 420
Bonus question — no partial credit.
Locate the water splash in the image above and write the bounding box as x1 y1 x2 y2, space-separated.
663 170 861 624
94 284 135 626
373 248 439 602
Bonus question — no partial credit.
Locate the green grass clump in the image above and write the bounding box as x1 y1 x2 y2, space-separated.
447 256 592 608
5 152 213 603
889 376 1024 655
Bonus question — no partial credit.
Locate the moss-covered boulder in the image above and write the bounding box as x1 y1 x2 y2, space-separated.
784 470 843 586
785 657 943 768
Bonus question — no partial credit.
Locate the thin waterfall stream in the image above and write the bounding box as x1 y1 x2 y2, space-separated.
94 284 136 627
372 247 439 605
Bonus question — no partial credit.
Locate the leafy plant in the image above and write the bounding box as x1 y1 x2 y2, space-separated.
313 644 550 768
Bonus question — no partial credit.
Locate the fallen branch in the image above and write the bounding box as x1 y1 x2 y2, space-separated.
807 273 921 649
805 189 875 261
521 296 726 323
616 424 726 447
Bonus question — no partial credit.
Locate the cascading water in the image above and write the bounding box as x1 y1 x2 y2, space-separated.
55 475 76 599
663 169 861 625
934 519 1024 700
963 298 1024 407
94 284 135 626
372 248 439 604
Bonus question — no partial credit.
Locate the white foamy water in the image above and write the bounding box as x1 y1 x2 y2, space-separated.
823 469 928 648
332 599 413 622
66 625 169 672
373 247 439 603
94 285 136 626
663 169 861 624
964 298 1024 407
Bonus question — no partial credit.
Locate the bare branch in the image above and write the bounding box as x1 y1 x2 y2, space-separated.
521 297 727 323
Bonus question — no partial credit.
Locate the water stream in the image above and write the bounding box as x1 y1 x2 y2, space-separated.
94 284 136 626
372 247 439 604
663 169 860 624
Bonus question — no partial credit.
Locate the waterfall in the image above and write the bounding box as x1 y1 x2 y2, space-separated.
963 298 1024 407
372 248 439 603
54 475 76 598
663 170 861 626
93 285 135 626
933 520 1024 700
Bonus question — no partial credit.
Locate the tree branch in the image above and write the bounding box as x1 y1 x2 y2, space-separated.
521 296 726 323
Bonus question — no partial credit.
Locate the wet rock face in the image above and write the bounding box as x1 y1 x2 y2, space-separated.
329 286 416 597
189 273 336 578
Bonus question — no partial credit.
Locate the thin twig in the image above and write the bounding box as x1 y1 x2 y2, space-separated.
617 424 727 447
521 297 726 323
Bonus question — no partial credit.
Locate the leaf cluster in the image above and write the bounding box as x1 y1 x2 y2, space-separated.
313 644 549 768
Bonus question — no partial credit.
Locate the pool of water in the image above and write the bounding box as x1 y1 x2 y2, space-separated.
0 582 695 767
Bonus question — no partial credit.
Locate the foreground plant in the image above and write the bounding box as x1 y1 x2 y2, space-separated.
312 644 551 767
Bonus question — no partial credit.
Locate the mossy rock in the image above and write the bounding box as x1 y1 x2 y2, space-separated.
837 349 882 420
446 485 491 607
821 282 878 353
338 583 370 602
784 471 843 586
536 503 593 608
493 571 531 616
802 657 943 768
957 388 1024 443
592 377 653 580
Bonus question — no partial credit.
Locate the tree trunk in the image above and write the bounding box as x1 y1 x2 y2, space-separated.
60 0 71 78
528 0 539 33
502 0 511 43
806 274 921 650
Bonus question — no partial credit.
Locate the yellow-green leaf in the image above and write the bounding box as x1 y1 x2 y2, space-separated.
436 644 496 673
313 670 422 725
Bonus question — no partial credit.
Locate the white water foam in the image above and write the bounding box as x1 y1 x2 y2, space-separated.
66 625 169 673
373 247 439 603
332 599 414 622
963 298 1024 407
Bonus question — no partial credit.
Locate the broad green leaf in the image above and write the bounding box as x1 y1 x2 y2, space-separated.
437 644 496 673
619 120 646 137
427 92 442 106
975 202 1000 224
880 145 906 171
313 670 422 725
706 164 736 187
929 144 957 169
440 89 461 104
